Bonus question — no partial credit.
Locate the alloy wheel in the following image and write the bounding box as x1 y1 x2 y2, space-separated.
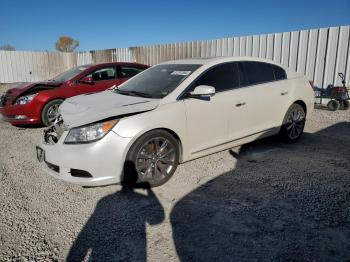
285 108 305 140
47 104 60 123
136 137 176 183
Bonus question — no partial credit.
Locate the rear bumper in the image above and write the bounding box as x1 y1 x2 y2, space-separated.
0 104 41 125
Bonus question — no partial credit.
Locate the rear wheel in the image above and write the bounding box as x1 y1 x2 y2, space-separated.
123 130 180 188
41 99 63 126
327 100 340 111
279 103 306 143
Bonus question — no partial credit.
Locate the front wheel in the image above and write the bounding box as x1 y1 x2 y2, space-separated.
123 130 180 188
41 99 64 126
279 103 306 143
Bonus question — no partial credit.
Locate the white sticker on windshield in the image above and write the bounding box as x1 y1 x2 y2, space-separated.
171 70 192 76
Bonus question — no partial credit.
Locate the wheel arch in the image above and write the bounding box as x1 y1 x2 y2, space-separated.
125 127 184 163
160 128 183 162
37 96 66 113
279 100 308 132
40 98 65 124
293 100 307 115
120 127 184 187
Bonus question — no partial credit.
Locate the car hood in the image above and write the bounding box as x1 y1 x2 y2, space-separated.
59 90 160 127
5 81 63 100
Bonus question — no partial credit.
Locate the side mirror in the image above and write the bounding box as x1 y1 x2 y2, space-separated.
188 85 215 98
79 76 94 85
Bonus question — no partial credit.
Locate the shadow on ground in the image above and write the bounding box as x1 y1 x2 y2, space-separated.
67 187 164 261
67 122 350 261
171 122 350 261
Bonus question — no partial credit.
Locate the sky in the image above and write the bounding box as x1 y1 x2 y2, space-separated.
0 0 349 52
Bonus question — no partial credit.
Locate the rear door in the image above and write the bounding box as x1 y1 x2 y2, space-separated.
228 62 286 140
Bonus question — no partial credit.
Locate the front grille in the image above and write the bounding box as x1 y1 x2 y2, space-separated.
43 115 69 144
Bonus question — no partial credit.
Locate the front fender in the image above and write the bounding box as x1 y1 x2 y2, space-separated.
112 101 190 162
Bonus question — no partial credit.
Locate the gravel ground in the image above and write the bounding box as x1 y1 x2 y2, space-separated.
0 107 349 261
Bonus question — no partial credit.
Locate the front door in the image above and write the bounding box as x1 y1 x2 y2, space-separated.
75 66 119 95
184 62 241 155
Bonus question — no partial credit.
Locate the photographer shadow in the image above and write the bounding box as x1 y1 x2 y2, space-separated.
67 175 164 261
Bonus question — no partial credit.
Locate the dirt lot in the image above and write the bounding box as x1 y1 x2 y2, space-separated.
0 107 349 261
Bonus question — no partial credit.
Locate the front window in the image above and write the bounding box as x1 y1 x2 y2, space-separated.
115 64 201 98
85 67 116 81
50 65 91 82
193 63 241 92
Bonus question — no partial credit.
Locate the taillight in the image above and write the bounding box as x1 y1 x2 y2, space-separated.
309 80 315 90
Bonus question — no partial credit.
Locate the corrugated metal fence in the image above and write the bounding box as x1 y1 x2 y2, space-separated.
0 25 349 88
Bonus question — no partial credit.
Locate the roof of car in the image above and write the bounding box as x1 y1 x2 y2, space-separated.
89 62 149 67
161 56 286 66
160 56 303 80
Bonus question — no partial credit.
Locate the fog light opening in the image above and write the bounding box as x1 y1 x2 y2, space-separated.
14 115 28 120
70 169 93 178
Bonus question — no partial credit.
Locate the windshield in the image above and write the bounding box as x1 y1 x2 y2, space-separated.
50 65 91 82
115 64 201 98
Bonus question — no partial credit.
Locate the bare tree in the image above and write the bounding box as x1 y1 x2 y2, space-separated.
0 44 16 51
55 36 79 52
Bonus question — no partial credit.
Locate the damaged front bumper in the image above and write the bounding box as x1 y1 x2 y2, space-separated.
37 118 132 186
0 103 42 125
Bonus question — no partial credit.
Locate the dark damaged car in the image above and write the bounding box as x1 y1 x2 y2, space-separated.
0 62 149 126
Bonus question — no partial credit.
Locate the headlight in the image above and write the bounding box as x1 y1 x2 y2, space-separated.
64 119 119 144
15 93 37 105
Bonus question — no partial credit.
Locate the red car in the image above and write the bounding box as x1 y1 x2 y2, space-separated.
0 62 149 126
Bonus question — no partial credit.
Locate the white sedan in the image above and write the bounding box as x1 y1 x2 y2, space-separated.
36 57 314 187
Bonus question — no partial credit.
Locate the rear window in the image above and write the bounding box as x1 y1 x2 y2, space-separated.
272 65 287 80
119 66 144 78
241 62 275 85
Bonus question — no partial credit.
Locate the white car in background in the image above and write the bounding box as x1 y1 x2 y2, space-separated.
36 57 314 187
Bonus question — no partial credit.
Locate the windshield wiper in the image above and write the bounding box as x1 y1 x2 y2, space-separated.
115 89 154 98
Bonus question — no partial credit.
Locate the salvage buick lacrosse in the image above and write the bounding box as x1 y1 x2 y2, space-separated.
36 57 314 187
0 63 148 126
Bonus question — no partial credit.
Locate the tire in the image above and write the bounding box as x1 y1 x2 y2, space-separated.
123 130 180 188
41 99 64 126
279 103 306 143
327 100 340 111
340 100 350 110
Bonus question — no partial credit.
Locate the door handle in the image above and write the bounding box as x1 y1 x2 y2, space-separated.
281 90 288 95
235 101 246 107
